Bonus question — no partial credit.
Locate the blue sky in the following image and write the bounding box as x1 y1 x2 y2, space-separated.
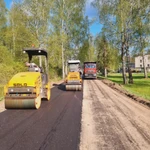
4 0 102 36
85 0 102 36
4 0 11 9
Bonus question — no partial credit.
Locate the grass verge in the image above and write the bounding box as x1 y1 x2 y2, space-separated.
0 86 4 101
99 73 150 101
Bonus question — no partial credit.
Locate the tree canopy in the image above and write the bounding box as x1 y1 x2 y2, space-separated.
0 0 149 85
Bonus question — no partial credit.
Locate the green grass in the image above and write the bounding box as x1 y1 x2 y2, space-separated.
99 73 150 101
0 85 4 101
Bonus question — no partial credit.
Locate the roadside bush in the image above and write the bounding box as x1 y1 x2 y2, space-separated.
0 64 14 84
0 46 27 98
49 67 62 80
0 46 13 65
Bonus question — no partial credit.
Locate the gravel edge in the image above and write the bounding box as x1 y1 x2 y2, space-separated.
100 79 150 108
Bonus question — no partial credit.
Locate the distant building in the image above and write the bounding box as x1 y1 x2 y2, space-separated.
135 55 150 72
135 55 150 67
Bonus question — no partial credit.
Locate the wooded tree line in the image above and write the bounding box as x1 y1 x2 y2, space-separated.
93 0 150 84
0 0 98 84
0 0 149 85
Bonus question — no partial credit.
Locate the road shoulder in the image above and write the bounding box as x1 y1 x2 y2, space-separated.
101 78 150 108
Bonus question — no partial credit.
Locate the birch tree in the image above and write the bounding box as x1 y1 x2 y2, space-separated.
21 0 53 47
0 0 7 46
93 0 150 84
95 34 119 77
133 0 150 78
50 0 86 78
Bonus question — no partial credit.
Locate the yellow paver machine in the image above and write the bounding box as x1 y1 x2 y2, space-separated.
4 48 51 109
65 60 82 91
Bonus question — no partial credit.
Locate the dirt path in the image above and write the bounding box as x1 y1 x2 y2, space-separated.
80 79 150 150
0 100 5 112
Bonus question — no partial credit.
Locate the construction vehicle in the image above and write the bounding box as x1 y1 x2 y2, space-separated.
4 48 51 109
83 62 97 79
65 60 82 91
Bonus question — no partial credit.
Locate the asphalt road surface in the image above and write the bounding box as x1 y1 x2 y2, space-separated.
0 83 82 150
1 79 150 150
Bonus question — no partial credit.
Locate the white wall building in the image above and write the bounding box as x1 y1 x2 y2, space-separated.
135 55 150 68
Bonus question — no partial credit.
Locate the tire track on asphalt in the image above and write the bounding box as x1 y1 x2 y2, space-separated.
0 87 63 140
39 97 71 150
0 86 66 150
5 87 82 150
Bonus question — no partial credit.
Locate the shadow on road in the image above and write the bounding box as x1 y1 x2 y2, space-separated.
53 83 66 91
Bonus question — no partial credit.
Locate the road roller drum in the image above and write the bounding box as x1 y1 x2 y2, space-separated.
65 84 82 91
5 96 41 109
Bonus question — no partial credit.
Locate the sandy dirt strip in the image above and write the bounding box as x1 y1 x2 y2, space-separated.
0 100 5 112
80 79 150 150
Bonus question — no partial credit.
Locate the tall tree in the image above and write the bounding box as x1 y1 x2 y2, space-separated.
78 16 95 63
95 34 119 77
0 0 90 80
92 0 150 84
0 0 7 46
7 2 36 59
50 0 86 78
21 0 52 46
132 0 150 78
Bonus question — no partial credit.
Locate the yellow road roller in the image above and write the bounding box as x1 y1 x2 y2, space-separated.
65 60 82 91
4 48 51 109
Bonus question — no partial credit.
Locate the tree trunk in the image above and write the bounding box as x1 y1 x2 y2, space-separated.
120 2 127 84
121 41 128 84
61 0 65 79
128 68 133 84
126 34 133 84
12 17 15 57
103 41 107 77
62 40 65 79
142 51 148 78
138 0 147 78
65 61 68 76
122 55 127 84
104 68 107 77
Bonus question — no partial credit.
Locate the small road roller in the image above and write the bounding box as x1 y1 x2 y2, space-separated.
65 60 82 91
4 48 51 109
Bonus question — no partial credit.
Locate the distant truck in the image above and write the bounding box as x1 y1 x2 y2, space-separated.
83 62 97 79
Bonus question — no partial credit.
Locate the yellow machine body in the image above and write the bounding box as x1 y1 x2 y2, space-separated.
66 72 82 83
4 72 42 109
65 60 82 91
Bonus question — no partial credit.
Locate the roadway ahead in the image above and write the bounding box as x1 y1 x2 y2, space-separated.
1 79 150 150
0 83 83 150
